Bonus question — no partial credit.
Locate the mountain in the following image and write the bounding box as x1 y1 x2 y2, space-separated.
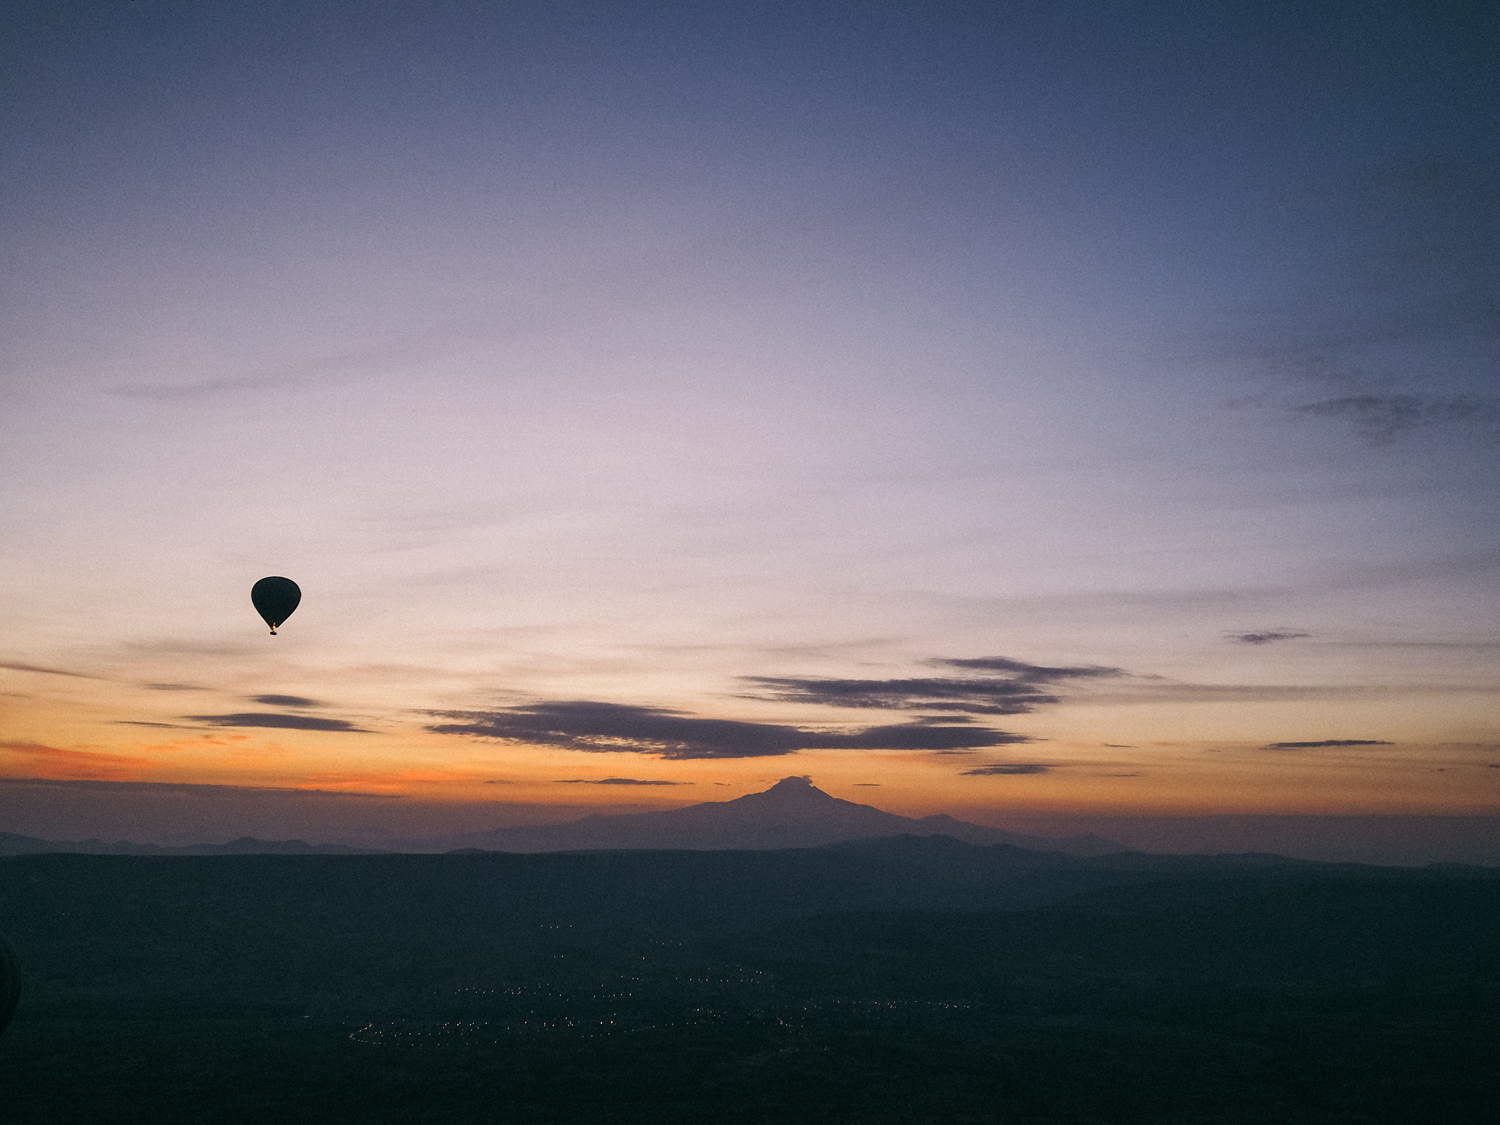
0 780 1119 857
0 832 382 857
447 776 1123 855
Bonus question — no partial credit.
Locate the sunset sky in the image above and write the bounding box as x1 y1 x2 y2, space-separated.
3 1 1497 845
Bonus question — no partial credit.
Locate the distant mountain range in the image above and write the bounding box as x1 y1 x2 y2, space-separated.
0 832 379 857
0 777 1122 857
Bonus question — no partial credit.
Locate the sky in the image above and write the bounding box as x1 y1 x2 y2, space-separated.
2 0 1498 847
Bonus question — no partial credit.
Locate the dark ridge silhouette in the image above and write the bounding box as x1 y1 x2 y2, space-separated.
0 832 382 857
444 776 1123 855
0 930 18 1038
1 845 1497 1123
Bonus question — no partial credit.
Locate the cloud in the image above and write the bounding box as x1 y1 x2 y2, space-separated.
106 347 379 402
1216 164 1500 444
740 654 1477 718
0 661 101 679
554 777 691 786
144 683 201 691
426 701 1029 759
1081 682 1387 704
740 655 1123 715
1293 395 1498 443
960 763 1051 775
930 657 1121 679
1229 632 1311 645
186 713 372 733
250 694 324 708
0 741 154 781
1265 739 1395 750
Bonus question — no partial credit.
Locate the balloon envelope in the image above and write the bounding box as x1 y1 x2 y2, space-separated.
251 576 301 633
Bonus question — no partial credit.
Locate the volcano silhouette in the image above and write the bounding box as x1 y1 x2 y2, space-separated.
451 776 1119 855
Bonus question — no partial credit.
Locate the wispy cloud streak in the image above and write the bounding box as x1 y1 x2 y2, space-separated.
1294 395 1498 443
741 656 1123 715
0 661 101 679
1 741 154 780
1265 739 1394 750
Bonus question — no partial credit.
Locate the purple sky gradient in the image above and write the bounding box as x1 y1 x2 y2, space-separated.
2 1 1497 846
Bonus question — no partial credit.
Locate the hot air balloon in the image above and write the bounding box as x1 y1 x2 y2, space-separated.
0 931 19 1038
251 576 301 634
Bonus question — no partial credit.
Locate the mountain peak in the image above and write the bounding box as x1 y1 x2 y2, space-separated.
739 775 841 806
766 775 817 793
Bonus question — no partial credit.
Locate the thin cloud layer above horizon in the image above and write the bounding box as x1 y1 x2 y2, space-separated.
1 0 1497 836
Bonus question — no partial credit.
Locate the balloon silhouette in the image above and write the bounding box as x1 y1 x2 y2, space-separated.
251 576 301 634
0 931 19 1039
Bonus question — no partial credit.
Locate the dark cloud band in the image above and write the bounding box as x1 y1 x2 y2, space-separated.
250 694 324 708
740 655 1122 715
1265 739 1394 750
930 657 1121 680
187 713 371 733
426 701 1030 759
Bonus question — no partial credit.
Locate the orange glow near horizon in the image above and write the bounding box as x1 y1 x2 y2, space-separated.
2 723 1496 819
3 643 1498 825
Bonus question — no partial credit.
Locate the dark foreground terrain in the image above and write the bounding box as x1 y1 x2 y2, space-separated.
1 837 1497 1124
